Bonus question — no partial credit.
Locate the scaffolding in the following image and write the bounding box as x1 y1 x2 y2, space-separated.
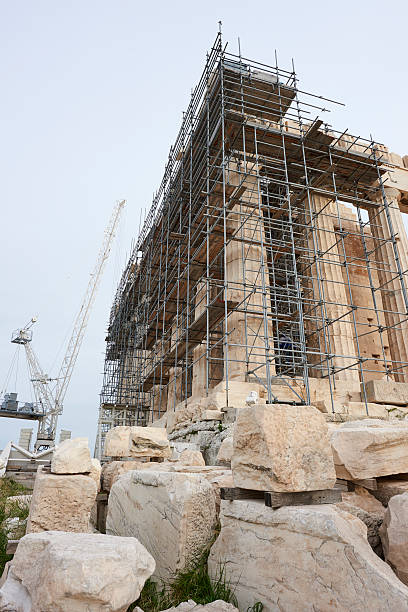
95 31 408 456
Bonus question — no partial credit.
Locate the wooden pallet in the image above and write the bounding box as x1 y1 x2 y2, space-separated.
220 487 342 508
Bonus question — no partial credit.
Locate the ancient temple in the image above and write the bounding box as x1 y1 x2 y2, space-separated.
95 32 408 455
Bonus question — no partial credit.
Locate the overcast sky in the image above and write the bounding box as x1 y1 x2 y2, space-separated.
0 0 406 451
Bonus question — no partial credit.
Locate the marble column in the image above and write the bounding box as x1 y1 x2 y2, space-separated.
166 320 183 410
224 161 275 382
308 194 359 381
368 187 408 382
191 281 223 397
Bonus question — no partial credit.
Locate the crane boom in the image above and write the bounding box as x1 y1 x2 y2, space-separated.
33 199 125 447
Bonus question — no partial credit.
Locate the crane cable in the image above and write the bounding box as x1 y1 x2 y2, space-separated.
0 345 19 398
48 309 78 380
14 346 20 392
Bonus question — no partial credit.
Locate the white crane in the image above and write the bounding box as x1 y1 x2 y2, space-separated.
9 199 125 450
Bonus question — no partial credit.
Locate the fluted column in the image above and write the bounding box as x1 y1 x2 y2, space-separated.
309 195 359 381
166 320 183 410
191 281 223 396
224 162 275 382
368 187 408 382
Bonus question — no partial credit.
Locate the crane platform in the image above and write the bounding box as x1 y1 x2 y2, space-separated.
0 407 45 420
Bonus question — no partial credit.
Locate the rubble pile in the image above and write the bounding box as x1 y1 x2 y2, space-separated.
3 391 408 611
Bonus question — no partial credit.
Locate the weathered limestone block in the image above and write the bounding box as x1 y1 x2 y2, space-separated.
337 487 385 553
309 377 361 406
129 427 171 459
170 442 200 461
106 470 217 582
101 460 145 492
105 425 171 460
51 437 92 474
178 449 205 466
167 403 203 433
315 399 347 414
166 383 266 434
232 404 336 492
343 486 386 514
208 380 268 408
89 458 102 492
346 402 390 419
0 562 11 589
26 467 97 533
208 500 408 611
168 465 234 513
216 436 233 467
0 531 155 612
193 425 235 466
207 471 233 514
201 410 223 421
104 426 132 457
364 380 408 406
331 419 408 479
380 493 408 584
0 568 31 612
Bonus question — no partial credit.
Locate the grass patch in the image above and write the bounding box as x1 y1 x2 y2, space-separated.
128 579 170 611
0 478 30 575
129 545 238 612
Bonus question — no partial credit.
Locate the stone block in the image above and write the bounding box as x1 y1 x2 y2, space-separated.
101 460 145 492
201 410 223 421
178 449 205 466
380 493 408 584
232 404 336 492
51 437 92 474
364 380 408 406
216 436 233 466
208 380 267 408
167 465 234 514
166 402 203 433
331 419 408 480
314 399 347 414
106 469 217 582
104 426 132 457
309 377 361 406
0 561 11 589
129 426 171 459
170 442 200 460
346 402 389 419
89 458 102 492
208 500 408 611
0 531 155 611
337 486 385 554
27 467 97 533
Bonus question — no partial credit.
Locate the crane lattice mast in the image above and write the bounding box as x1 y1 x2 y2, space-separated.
9 200 125 450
